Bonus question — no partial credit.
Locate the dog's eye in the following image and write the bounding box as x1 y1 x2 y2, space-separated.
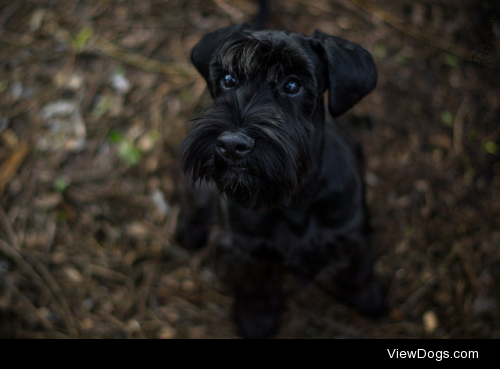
283 80 302 95
222 74 236 88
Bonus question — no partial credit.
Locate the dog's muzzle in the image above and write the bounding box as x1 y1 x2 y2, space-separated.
216 132 255 161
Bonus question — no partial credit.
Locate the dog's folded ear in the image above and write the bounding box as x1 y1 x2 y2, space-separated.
191 23 252 84
311 29 377 118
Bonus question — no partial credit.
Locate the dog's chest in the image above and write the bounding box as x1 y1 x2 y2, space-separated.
228 192 363 275
276 206 360 278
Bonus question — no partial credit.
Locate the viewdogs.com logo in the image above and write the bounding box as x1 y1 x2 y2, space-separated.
387 349 479 361
472 0 498 66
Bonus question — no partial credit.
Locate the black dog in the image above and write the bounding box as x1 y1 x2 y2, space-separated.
179 22 385 338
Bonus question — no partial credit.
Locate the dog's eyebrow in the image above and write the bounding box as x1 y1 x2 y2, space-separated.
217 36 313 86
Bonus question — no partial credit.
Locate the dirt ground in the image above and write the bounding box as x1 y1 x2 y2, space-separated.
0 0 499 339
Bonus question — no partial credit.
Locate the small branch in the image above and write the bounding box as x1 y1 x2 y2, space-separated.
213 0 247 22
0 203 20 250
93 37 196 76
0 239 79 337
15 288 55 331
44 15 196 77
350 0 476 63
453 98 471 156
400 274 439 314
0 142 30 196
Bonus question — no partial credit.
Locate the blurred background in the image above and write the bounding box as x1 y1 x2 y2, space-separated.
0 0 499 338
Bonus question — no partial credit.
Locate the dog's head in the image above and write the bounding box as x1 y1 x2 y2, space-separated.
181 24 376 210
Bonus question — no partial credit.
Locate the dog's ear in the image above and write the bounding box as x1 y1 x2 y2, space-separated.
310 29 377 118
191 23 252 83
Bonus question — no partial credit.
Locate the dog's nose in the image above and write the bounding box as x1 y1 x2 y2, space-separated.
217 132 254 160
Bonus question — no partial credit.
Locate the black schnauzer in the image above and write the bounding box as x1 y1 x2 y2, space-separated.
179 22 385 338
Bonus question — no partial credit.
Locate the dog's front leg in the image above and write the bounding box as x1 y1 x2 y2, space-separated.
217 241 286 339
177 182 217 250
332 233 387 318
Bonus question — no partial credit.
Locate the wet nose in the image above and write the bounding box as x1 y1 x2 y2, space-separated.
216 132 254 161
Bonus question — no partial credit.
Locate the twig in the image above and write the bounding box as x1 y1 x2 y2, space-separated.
0 1 23 30
213 0 247 22
14 288 55 331
165 204 181 241
91 0 114 18
226 0 256 14
0 203 20 250
93 37 196 76
399 274 439 313
87 264 132 284
44 216 57 253
98 310 126 328
0 142 30 195
43 15 196 77
454 242 483 295
350 0 476 63
296 0 332 13
147 307 176 333
137 266 158 316
0 239 79 336
5 89 58 119
453 98 470 156
30 259 80 337
308 311 366 338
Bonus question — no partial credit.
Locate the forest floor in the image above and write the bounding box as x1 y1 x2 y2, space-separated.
0 0 499 338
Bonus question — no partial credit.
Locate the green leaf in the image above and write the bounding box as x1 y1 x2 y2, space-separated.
0 79 8 93
93 95 114 117
404 225 414 236
147 130 160 142
54 178 67 194
396 53 409 66
111 66 126 77
179 89 194 103
108 130 125 144
72 26 93 53
56 211 68 222
373 43 387 58
108 130 142 166
118 141 142 166
484 141 498 155
445 54 458 68
441 110 454 126
467 130 477 142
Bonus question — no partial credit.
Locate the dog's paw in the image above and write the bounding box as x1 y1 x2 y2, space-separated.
341 279 387 319
233 296 284 339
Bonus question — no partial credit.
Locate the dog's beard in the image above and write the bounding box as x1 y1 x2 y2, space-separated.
213 170 260 210
181 90 311 210
212 146 304 210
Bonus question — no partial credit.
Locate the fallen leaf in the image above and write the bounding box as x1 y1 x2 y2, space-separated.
0 142 30 194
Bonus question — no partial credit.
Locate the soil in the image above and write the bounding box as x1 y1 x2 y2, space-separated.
0 0 499 338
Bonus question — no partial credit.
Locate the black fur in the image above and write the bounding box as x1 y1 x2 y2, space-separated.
179 23 385 338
